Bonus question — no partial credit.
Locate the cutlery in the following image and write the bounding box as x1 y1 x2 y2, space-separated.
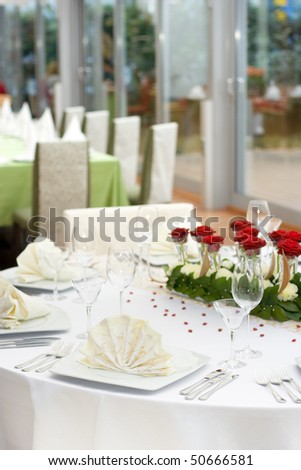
269 370 301 404
0 336 61 345
255 369 286 403
35 342 75 373
184 373 229 400
279 366 301 394
0 340 57 349
15 341 64 370
180 368 226 395
198 374 239 401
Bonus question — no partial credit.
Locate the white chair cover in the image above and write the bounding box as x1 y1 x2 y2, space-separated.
63 203 194 255
54 82 63 131
112 116 140 190
84 110 109 153
62 115 86 142
0 97 16 135
148 122 178 204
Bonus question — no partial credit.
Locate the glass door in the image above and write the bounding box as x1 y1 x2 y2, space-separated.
233 0 301 223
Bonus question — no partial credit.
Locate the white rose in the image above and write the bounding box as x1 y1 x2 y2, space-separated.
221 259 234 270
215 268 233 280
277 283 298 302
263 279 273 289
181 263 201 279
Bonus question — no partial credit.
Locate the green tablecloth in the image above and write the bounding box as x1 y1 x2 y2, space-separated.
0 136 129 227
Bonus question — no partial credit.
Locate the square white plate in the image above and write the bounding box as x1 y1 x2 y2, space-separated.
0 306 70 335
50 347 210 391
1 267 73 293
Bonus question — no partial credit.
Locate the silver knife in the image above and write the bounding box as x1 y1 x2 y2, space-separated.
180 368 226 395
0 341 55 349
198 374 239 401
0 336 61 344
184 373 230 400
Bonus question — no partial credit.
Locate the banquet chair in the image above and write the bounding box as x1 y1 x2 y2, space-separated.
108 115 141 192
13 140 89 253
82 110 109 153
127 122 178 205
59 106 85 137
63 202 194 256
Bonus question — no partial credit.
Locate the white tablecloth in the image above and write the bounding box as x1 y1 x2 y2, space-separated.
0 277 301 450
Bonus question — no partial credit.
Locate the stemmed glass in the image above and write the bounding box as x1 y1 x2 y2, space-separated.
231 255 264 359
213 299 249 369
135 205 158 282
246 200 270 230
72 275 105 339
106 245 136 316
72 225 96 276
39 243 70 301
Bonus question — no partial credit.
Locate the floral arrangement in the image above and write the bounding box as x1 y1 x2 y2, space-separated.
166 225 301 322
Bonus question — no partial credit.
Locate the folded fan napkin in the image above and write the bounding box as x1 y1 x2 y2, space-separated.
16 239 78 283
0 278 50 329
79 315 175 376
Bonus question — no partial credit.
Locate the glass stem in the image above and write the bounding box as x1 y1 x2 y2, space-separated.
86 304 92 334
53 270 59 300
120 289 123 316
230 329 236 363
245 309 251 351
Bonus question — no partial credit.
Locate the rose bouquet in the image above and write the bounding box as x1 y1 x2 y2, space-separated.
166 224 301 322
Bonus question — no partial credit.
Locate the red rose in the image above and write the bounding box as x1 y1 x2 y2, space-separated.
230 219 252 232
190 225 215 242
202 235 224 252
241 236 266 253
284 231 301 242
170 227 189 243
278 239 301 257
269 230 287 243
234 232 249 244
241 226 259 237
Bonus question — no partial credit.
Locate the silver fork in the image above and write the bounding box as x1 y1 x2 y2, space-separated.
15 341 64 371
278 367 301 395
35 342 75 373
269 369 301 404
255 369 286 403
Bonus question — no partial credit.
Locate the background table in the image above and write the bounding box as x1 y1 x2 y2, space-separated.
0 275 301 450
0 136 129 227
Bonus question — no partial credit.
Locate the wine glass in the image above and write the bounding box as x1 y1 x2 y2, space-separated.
213 299 249 369
246 200 270 231
135 205 159 282
106 245 136 316
39 242 70 301
71 223 97 302
231 255 264 359
72 275 105 339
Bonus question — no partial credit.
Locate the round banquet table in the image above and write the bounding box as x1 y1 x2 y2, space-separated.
0 275 301 450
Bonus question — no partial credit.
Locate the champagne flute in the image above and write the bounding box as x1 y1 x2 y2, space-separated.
246 200 270 230
72 275 105 339
213 299 248 369
39 241 70 301
135 205 159 281
231 255 264 359
106 245 136 316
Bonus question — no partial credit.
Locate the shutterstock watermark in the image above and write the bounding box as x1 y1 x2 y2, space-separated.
26 207 274 244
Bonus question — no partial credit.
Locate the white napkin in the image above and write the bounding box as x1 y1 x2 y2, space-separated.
79 315 175 376
13 120 37 161
15 239 78 283
150 224 198 259
35 107 58 142
0 278 50 329
62 116 86 142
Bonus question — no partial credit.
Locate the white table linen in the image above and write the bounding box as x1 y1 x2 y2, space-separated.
0 278 301 450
